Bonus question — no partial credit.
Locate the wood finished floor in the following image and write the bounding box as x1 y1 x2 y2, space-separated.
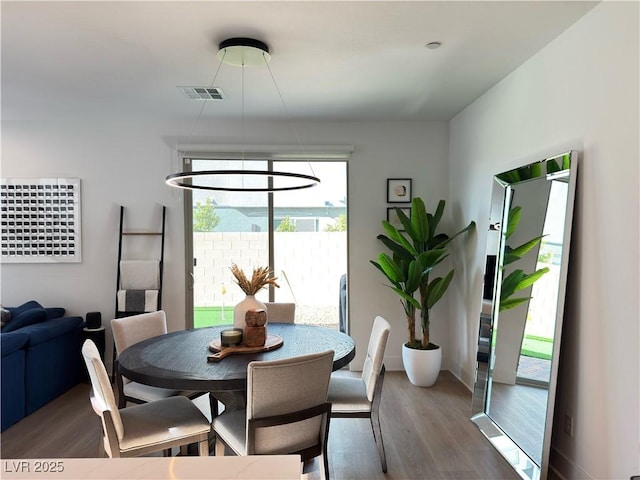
0 371 519 480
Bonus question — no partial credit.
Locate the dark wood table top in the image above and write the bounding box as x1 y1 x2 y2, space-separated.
117 323 356 392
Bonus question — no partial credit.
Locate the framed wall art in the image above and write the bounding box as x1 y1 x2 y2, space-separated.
387 178 412 203
1 177 82 263
387 207 411 230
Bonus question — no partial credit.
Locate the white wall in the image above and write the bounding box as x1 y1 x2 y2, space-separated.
0 117 449 373
448 3 639 479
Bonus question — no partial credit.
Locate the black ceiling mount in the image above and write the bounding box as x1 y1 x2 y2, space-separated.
218 37 269 54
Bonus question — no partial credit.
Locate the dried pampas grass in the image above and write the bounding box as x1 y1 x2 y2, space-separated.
230 264 280 295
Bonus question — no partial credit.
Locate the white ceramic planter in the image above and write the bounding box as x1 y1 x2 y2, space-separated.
402 343 442 387
233 295 267 329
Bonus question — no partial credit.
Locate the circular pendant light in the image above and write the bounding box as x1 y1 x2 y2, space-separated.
166 37 320 193
165 170 320 192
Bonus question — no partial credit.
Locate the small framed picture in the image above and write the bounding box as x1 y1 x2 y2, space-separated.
387 178 412 203
387 207 411 230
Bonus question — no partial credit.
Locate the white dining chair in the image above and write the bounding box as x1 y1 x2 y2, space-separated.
82 339 210 458
264 302 296 323
327 315 391 472
212 350 334 479
111 311 212 414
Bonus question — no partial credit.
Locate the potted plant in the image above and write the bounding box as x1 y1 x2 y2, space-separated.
371 197 475 386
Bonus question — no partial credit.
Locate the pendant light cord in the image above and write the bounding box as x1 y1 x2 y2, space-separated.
264 54 317 178
166 38 321 193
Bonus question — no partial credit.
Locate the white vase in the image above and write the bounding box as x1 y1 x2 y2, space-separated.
402 343 442 387
233 295 267 329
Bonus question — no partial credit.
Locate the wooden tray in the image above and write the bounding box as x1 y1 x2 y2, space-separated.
207 334 284 362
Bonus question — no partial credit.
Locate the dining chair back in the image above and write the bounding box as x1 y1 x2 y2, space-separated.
264 302 296 323
327 315 391 472
111 311 207 410
81 339 210 458
112 310 167 352
213 350 334 479
361 315 390 401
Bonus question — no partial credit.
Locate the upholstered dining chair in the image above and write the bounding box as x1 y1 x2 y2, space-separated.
327 315 391 473
81 339 210 457
111 311 212 413
212 350 334 480
264 302 296 323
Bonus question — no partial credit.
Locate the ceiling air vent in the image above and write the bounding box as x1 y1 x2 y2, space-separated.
179 87 225 100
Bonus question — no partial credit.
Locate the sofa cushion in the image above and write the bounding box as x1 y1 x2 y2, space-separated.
25 316 84 347
6 300 43 317
0 331 30 357
3 300 43 330
44 307 66 319
1 308 48 333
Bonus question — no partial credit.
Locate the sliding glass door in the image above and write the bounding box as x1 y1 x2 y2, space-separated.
185 157 347 331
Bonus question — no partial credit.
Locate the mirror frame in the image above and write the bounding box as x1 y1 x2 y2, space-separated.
471 150 578 480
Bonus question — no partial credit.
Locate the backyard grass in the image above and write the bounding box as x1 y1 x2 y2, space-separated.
520 334 553 360
194 306 235 329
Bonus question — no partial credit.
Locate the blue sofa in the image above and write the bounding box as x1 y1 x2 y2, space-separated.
1 301 85 431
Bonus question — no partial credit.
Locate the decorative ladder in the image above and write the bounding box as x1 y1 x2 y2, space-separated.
111 205 166 381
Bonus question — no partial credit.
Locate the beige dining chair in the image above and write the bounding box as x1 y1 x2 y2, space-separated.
81 339 210 458
212 350 334 480
327 315 391 473
264 302 296 323
111 311 211 412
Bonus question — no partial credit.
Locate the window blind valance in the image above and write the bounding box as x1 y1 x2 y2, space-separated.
177 144 353 162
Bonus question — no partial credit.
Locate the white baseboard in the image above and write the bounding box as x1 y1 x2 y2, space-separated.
384 354 405 371
550 446 593 480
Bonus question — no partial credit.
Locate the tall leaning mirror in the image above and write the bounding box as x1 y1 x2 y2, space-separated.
471 151 578 480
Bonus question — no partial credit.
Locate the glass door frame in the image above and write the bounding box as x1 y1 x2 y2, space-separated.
180 148 352 330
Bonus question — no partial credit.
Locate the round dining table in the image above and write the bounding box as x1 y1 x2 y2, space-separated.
117 323 356 394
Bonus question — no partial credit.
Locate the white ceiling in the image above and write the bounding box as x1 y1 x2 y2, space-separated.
1 1 598 122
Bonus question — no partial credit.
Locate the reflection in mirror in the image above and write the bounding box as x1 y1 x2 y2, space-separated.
471 151 577 480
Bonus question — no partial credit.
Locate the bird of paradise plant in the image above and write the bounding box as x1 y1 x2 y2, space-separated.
371 197 475 349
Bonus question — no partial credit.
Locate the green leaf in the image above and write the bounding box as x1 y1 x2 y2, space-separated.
497 169 521 183
500 296 531 311
501 269 524 299
448 220 476 244
430 220 475 250
377 234 415 260
381 221 413 253
515 267 550 291
396 207 413 234
546 159 561 174
429 233 450 249
405 260 422 293
375 254 406 284
503 248 521 266
562 153 571 170
417 249 448 272
426 270 454 309
505 206 522 239
517 165 537 180
530 162 543 178
508 234 546 259
430 200 445 238
391 287 421 309
410 197 430 244
370 261 400 290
